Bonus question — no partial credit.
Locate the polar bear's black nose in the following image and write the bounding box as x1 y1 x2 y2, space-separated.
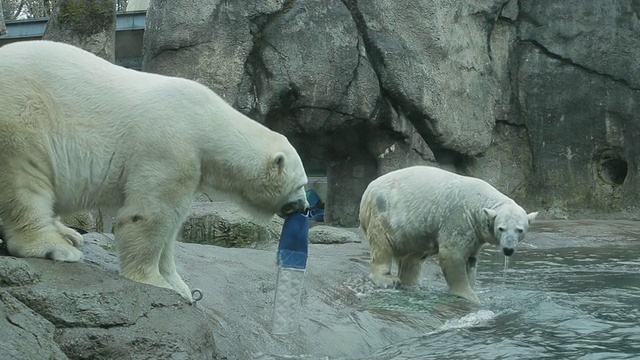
279 199 307 217
502 247 515 256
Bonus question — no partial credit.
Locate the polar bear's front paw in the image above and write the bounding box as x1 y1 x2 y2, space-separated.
7 233 84 262
46 246 84 262
370 273 401 289
164 273 195 304
178 287 195 304
57 225 85 247
450 288 481 304
125 273 195 303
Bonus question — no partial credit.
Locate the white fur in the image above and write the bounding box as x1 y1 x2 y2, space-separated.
359 166 537 303
0 40 308 302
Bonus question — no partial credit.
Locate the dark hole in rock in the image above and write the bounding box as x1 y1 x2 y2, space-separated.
597 149 628 185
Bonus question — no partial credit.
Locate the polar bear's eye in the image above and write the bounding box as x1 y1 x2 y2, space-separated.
498 227 505 232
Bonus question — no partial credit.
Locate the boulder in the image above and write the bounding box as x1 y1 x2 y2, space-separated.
42 0 117 62
0 2 6 36
309 225 362 244
61 211 96 232
142 0 288 103
0 290 68 359
347 0 505 156
0 249 217 359
181 201 283 248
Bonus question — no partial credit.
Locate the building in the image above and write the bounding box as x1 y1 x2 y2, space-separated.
0 10 146 70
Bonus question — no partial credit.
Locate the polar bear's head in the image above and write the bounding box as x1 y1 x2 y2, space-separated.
268 148 309 219
483 205 538 256
230 140 309 222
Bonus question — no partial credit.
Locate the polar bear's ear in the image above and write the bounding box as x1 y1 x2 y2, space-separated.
527 211 538 224
271 152 286 175
483 208 498 221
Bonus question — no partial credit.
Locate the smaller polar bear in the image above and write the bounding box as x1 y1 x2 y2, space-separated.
359 166 538 303
0 41 309 303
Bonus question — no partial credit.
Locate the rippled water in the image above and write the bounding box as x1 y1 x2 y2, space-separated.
365 245 640 360
256 241 640 360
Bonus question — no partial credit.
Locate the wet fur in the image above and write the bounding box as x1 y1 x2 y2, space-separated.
359 166 537 303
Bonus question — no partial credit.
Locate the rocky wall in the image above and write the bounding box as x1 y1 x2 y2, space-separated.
142 0 640 225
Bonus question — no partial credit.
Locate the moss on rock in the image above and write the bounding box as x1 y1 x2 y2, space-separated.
57 0 115 36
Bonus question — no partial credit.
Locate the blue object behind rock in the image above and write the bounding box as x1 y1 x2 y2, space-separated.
305 189 322 208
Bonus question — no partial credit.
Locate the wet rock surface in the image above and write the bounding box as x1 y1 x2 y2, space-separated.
3 220 638 359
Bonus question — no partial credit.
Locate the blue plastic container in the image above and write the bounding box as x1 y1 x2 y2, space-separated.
271 212 309 335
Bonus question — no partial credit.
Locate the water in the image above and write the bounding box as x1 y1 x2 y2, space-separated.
253 221 640 360
364 245 640 360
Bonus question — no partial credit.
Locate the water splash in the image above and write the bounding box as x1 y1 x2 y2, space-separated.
428 309 497 334
502 255 509 284
343 274 378 297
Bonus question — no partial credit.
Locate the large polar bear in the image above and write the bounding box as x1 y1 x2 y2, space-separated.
0 41 309 303
359 166 537 303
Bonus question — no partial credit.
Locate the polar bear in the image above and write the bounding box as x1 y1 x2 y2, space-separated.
359 166 537 303
0 41 309 303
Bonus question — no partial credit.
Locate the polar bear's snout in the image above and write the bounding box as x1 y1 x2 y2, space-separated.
500 232 520 256
278 198 308 218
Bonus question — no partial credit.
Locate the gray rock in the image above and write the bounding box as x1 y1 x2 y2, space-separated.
42 0 117 62
0 2 6 36
520 0 640 89
0 290 69 360
80 232 122 276
141 0 510 227
236 0 380 133
470 123 533 198
142 0 287 103
309 225 362 244
0 248 218 359
0 257 40 287
181 201 283 248
350 0 505 156
61 211 96 232
513 1 640 215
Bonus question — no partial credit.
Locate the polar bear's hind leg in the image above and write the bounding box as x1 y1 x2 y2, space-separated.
398 257 423 286
367 230 401 288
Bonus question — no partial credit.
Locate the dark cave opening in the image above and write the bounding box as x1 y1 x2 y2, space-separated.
597 149 628 186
